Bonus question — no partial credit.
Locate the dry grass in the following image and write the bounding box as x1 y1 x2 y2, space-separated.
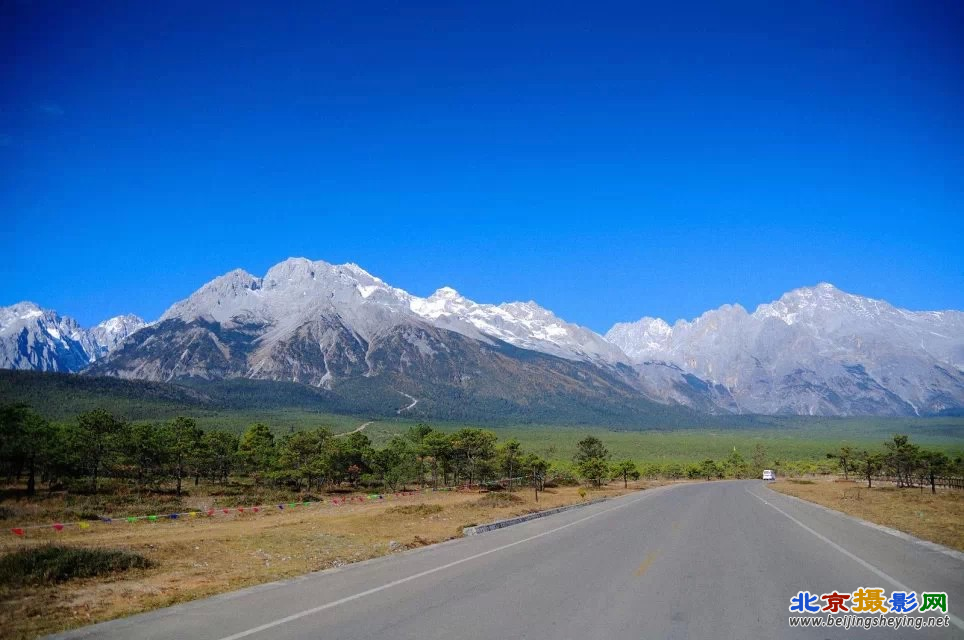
0 483 651 639
770 478 964 551
474 492 525 508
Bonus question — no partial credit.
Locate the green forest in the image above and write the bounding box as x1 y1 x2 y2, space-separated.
3 402 962 507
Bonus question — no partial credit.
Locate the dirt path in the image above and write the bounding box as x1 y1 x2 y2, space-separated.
334 421 373 438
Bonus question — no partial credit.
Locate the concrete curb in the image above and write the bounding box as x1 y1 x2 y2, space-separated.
764 484 964 563
462 496 611 536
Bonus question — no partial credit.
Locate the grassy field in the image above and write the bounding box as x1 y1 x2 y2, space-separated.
151 414 964 460
770 478 964 551
150 414 964 464
192 410 366 436
359 418 964 464
0 483 643 639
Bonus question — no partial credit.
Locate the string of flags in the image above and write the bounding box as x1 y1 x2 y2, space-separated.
6 490 426 538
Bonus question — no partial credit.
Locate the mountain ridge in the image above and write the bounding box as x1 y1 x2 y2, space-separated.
606 283 964 416
3 259 962 418
0 302 145 372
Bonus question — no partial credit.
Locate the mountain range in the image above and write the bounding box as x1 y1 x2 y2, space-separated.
3 258 962 421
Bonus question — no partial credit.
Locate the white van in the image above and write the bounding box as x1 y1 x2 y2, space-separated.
762 469 775 481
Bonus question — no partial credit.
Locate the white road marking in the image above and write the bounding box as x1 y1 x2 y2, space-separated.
215 491 656 640
747 488 964 631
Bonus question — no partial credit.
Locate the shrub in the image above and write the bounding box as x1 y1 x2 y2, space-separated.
386 504 444 516
476 493 524 507
0 545 153 586
662 463 685 480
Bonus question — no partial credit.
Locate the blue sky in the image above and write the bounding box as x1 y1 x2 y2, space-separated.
2 1 962 332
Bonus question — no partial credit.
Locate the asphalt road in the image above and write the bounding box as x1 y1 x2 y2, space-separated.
51 481 964 640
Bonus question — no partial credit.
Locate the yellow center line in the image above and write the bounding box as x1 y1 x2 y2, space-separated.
635 550 659 576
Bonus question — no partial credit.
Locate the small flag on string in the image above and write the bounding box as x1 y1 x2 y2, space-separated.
252 507 259 513
189 511 198 518
11 528 24 536
237 508 244 513
168 513 179 520
207 509 215 516
101 517 112 524
288 503 297 508
277 504 284 509
302 501 310 506
147 515 158 522
52 523 64 531
223 509 230 514
127 516 137 523
78 522 91 530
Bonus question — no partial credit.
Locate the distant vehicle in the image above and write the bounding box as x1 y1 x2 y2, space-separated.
762 469 775 481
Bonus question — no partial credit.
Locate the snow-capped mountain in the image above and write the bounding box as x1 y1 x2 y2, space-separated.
86 258 734 417
0 302 145 372
606 283 964 416
87 258 687 422
156 258 627 368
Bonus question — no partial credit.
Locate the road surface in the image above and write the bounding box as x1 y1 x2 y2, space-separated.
51 481 963 639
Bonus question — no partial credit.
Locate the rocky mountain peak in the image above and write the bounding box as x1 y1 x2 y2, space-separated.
429 286 462 300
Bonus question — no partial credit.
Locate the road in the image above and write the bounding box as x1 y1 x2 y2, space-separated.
396 391 418 414
51 481 963 640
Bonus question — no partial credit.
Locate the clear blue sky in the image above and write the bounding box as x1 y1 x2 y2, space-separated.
2 1 962 332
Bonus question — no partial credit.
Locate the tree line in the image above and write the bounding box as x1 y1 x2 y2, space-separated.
827 434 962 493
0 405 563 496
0 405 741 497
11 404 951 499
